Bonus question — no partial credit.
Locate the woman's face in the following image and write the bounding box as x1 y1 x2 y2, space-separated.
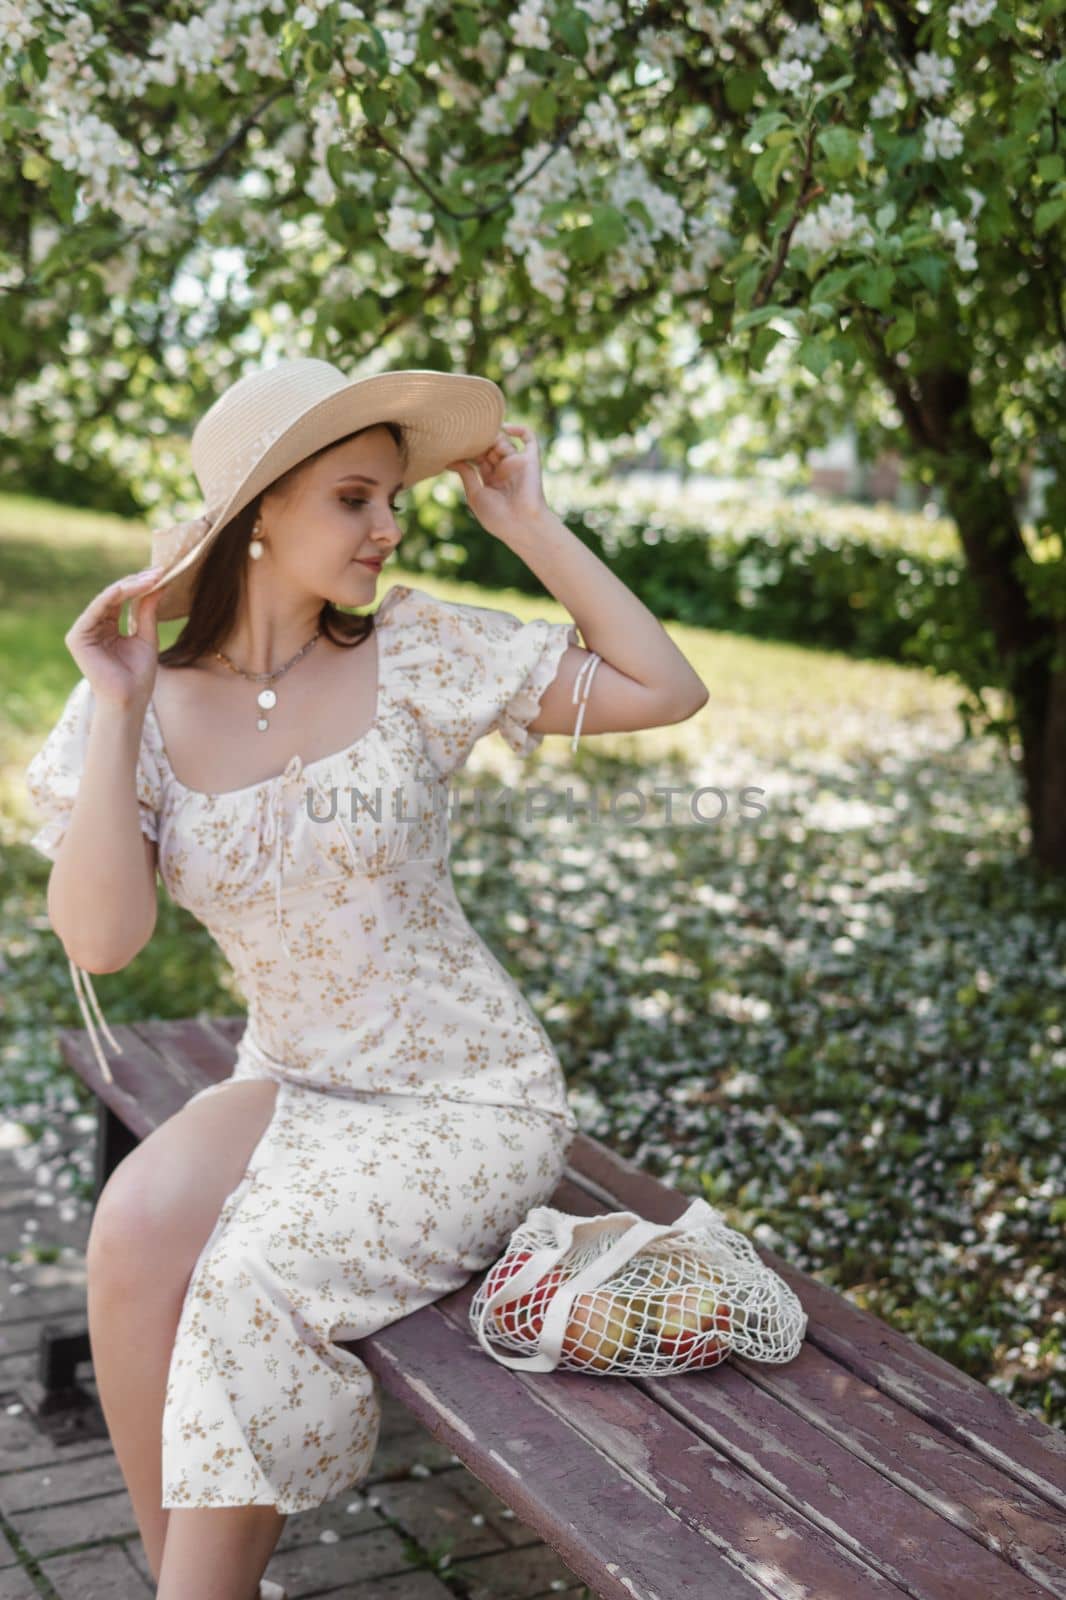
257 426 406 605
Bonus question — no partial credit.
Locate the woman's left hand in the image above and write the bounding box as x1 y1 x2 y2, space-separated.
445 424 550 542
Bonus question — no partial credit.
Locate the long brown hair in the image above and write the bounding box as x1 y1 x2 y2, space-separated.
158 421 409 668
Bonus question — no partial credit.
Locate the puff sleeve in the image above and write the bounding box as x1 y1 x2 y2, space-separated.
386 585 600 778
24 675 164 861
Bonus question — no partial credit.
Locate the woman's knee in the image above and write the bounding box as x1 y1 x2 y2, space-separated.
87 1161 186 1292
86 1080 280 1290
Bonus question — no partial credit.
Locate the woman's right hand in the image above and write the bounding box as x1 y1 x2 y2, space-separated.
64 566 167 714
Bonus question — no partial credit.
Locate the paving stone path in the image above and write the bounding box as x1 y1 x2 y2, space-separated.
0 1152 590 1599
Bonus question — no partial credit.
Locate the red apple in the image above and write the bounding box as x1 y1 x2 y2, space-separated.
485 1250 569 1342
561 1289 642 1371
646 1287 731 1367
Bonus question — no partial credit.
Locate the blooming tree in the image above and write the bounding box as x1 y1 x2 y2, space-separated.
2 0 1065 865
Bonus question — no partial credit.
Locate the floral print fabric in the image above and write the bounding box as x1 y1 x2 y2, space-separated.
23 582 586 1511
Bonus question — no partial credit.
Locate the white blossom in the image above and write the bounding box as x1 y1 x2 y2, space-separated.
380 25 417 69
524 238 568 303
792 191 876 255
382 201 433 255
870 82 901 119
244 20 285 77
305 165 337 206
931 208 978 271
436 66 483 109
637 24 688 73
779 22 831 62
0 0 43 54
608 162 686 243
687 1 749 45
922 115 964 160
765 57 814 95
512 1 551 51
908 51 955 100
581 93 627 157
948 0 996 28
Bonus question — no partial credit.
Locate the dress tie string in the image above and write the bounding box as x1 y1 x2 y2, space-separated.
570 652 602 751
67 959 123 1086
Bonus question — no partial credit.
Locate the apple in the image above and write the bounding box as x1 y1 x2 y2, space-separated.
484 1250 569 1342
646 1287 731 1367
561 1289 642 1371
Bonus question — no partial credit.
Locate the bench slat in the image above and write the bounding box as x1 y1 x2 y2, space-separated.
641 1362 1064 1600
60 1023 191 1140
546 1176 1063 1600
425 1280 915 1600
358 1298 901 1600
733 1348 1066 1598
567 1134 1066 1512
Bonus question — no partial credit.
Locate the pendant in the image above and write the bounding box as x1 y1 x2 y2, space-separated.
257 717 269 732
257 688 277 709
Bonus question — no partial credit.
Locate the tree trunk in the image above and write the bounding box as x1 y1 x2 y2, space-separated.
912 367 1064 872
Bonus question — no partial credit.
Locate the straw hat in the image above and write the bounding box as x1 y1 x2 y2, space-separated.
141 357 506 621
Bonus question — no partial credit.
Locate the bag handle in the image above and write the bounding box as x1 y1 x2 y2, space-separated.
473 1200 709 1372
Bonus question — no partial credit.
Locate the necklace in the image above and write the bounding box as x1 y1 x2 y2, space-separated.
214 629 322 732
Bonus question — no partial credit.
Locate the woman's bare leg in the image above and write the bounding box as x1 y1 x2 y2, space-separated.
85 1080 281 1584
156 1503 287 1599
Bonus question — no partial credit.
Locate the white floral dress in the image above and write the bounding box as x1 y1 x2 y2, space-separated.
23 583 602 1514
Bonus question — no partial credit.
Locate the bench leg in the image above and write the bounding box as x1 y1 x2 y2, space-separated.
35 1101 138 1411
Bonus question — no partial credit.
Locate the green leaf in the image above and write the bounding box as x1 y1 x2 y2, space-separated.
734 305 787 331
349 292 380 333
529 87 557 132
749 324 784 370
565 204 627 262
555 7 588 55
855 265 894 309
325 142 348 189
909 254 946 295
454 8 480 44
21 152 49 184
814 265 862 300
817 127 860 178
725 70 760 113
733 261 763 311
747 110 792 145
884 308 917 354
752 143 792 201
1034 195 1066 235
797 337 832 376
811 72 854 106
27 37 49 80
363 88 389 124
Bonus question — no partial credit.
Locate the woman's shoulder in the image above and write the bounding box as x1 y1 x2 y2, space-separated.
375 581 536 644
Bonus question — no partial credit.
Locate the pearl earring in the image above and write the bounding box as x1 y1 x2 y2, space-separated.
249 518 264 561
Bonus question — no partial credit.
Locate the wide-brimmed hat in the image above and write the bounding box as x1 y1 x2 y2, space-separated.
140 357 506 621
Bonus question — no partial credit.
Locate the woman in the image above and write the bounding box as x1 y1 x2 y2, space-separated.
23 358 708 1598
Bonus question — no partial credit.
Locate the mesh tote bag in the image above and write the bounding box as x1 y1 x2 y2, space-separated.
469 1198 807 1375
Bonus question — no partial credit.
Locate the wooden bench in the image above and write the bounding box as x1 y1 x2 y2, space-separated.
38 1015 1066 1600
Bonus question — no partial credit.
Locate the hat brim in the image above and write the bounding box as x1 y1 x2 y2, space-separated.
143 369 505 623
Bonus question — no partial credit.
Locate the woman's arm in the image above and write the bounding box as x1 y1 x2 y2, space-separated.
447 425 709 741
504 506 708 739
43 566 167 973
46 697 159 973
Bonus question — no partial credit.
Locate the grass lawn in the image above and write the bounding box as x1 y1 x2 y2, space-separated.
3 491 1064 1429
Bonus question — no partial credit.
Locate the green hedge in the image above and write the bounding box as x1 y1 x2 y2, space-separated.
404 483 1003 688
